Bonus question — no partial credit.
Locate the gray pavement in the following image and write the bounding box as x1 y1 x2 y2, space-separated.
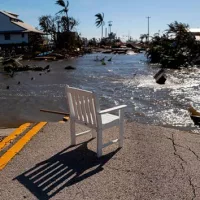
1 121 200 200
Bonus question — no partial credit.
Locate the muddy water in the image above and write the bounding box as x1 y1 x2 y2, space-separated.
0 53 200 133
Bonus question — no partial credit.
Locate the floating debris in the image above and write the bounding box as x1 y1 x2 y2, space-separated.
10 71 15 78
102 61 106 65
45 65 50 70
65 66 76 70
100 56 106 62
154 69 167 84
94 56 99 61
107 57 112 62
4 65 50 72
188 104 200 126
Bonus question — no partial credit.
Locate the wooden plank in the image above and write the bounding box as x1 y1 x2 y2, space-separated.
40 109 69 116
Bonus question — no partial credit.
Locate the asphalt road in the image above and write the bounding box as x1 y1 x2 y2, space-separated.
1 121 200 200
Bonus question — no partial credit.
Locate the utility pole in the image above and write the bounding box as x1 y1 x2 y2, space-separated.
146 16 151 42
108 21 113 34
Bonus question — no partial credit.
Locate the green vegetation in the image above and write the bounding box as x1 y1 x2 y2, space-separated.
146 21 200 68
38 0 80 50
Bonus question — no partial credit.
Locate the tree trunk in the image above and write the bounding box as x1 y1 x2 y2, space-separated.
67 14 69 32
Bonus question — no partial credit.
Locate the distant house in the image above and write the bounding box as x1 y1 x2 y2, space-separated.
190 28 200 41
0 10 43 45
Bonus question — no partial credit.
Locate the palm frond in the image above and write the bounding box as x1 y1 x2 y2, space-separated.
95 20 101 28
56 0 66 7
95 13 104 28
56 9 65 15
66 0 69 8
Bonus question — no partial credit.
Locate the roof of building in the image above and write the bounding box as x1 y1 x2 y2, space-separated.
5 11 18 18
0 10 19 20
0 10 44 34
12 21 44 34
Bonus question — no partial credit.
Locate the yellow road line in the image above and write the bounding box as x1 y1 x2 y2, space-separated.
58 116 69 123
0 123 31 151
0 122 47 170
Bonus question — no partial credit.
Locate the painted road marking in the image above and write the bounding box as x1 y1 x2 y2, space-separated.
58 116 69 123
0 123 31 151
63 116 69 121
0 122 47 170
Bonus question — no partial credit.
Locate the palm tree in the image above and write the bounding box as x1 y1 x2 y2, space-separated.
60 16 79 32
140 34 148 43
56 0 70 31
95 13 105 39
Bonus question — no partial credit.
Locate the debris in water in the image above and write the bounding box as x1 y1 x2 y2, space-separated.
65 66 76 70
45 65 50 70
100 56 106 62
188 103 200 126
107 57 112 62
154 69 167 84
102 61 106 65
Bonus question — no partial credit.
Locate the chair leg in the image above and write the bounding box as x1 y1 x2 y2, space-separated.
119 109 124 148
97 129 103 157
70 119 76 145
119 123 124 148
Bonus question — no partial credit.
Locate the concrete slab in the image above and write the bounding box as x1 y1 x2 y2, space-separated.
0 121 200 199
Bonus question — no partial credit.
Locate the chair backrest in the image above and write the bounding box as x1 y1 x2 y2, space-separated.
66 86 100 128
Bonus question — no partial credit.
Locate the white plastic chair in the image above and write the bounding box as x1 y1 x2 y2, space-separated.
66 86 127 157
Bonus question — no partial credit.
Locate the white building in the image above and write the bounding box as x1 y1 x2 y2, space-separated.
190 28 200 41
0 10 43 45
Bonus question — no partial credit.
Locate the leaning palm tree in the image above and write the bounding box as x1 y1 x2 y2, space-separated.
95 13 105 39
56 0 70 31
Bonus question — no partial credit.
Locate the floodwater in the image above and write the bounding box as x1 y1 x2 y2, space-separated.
0 53 200 133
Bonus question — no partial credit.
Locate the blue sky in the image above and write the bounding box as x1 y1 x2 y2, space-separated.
1 0 200 40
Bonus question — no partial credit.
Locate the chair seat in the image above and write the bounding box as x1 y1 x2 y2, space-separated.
101 113 119 129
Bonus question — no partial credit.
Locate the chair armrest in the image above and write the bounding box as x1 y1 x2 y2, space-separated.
98 105 127 115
